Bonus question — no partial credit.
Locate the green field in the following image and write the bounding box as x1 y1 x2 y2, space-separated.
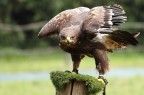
0 47 144 72
0 47 144 95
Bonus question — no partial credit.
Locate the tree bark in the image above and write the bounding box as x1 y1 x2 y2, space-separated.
56 81 87 95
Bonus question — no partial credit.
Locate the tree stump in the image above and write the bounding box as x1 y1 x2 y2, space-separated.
50 71 105 95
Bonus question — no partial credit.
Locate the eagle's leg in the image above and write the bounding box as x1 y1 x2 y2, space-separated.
92 49 109 82
71 54 83 74
96 62 108 95
96 63 108 85
93 49 109 95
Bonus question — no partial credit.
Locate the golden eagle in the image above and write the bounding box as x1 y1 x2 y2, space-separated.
38 4 139 82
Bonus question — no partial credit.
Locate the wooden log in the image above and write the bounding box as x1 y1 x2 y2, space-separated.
71 81 87 95
50 71 105 95
56 82 72 95
56 81 87 95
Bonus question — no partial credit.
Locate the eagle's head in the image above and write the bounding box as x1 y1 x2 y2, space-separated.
59 26 81 46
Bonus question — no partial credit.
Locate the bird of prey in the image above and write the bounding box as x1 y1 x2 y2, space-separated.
38 4 139 83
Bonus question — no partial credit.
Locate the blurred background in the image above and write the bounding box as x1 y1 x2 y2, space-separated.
0 0 144 95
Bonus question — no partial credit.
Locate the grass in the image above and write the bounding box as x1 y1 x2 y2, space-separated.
0 47 144 72
0 80 55 95
0 48 67 72
108 49 144 67
0 76 143 95
107 76 144 95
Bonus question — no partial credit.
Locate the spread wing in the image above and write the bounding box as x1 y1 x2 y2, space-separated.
82 4 127 33
38 7 89 38
82 4 139 50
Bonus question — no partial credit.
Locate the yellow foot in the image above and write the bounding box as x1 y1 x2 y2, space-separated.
98 76 108 95
98 76 108 85
98 78 105 85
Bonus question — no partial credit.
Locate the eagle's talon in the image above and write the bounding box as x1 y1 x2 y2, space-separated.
98 76 108 85
72 69 78 74
98 76 108 95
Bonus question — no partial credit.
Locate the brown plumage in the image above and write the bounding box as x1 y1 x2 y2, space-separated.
38 4 139 76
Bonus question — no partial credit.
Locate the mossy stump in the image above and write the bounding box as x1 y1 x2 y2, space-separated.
50 71 105 95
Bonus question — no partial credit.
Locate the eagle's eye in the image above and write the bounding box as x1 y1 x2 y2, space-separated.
71 36 74 39
60 36 66 40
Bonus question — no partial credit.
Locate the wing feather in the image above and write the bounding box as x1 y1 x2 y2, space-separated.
82 6 105 33
38 7 89 38
82 4 127 34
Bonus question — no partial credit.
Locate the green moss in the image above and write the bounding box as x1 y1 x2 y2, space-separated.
50 71 105 95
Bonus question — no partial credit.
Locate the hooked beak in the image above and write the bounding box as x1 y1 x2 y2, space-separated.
66 37 74 44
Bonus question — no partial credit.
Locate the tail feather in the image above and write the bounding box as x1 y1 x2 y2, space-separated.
97 28 139 50
132 32 140 38
108 30 139 46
